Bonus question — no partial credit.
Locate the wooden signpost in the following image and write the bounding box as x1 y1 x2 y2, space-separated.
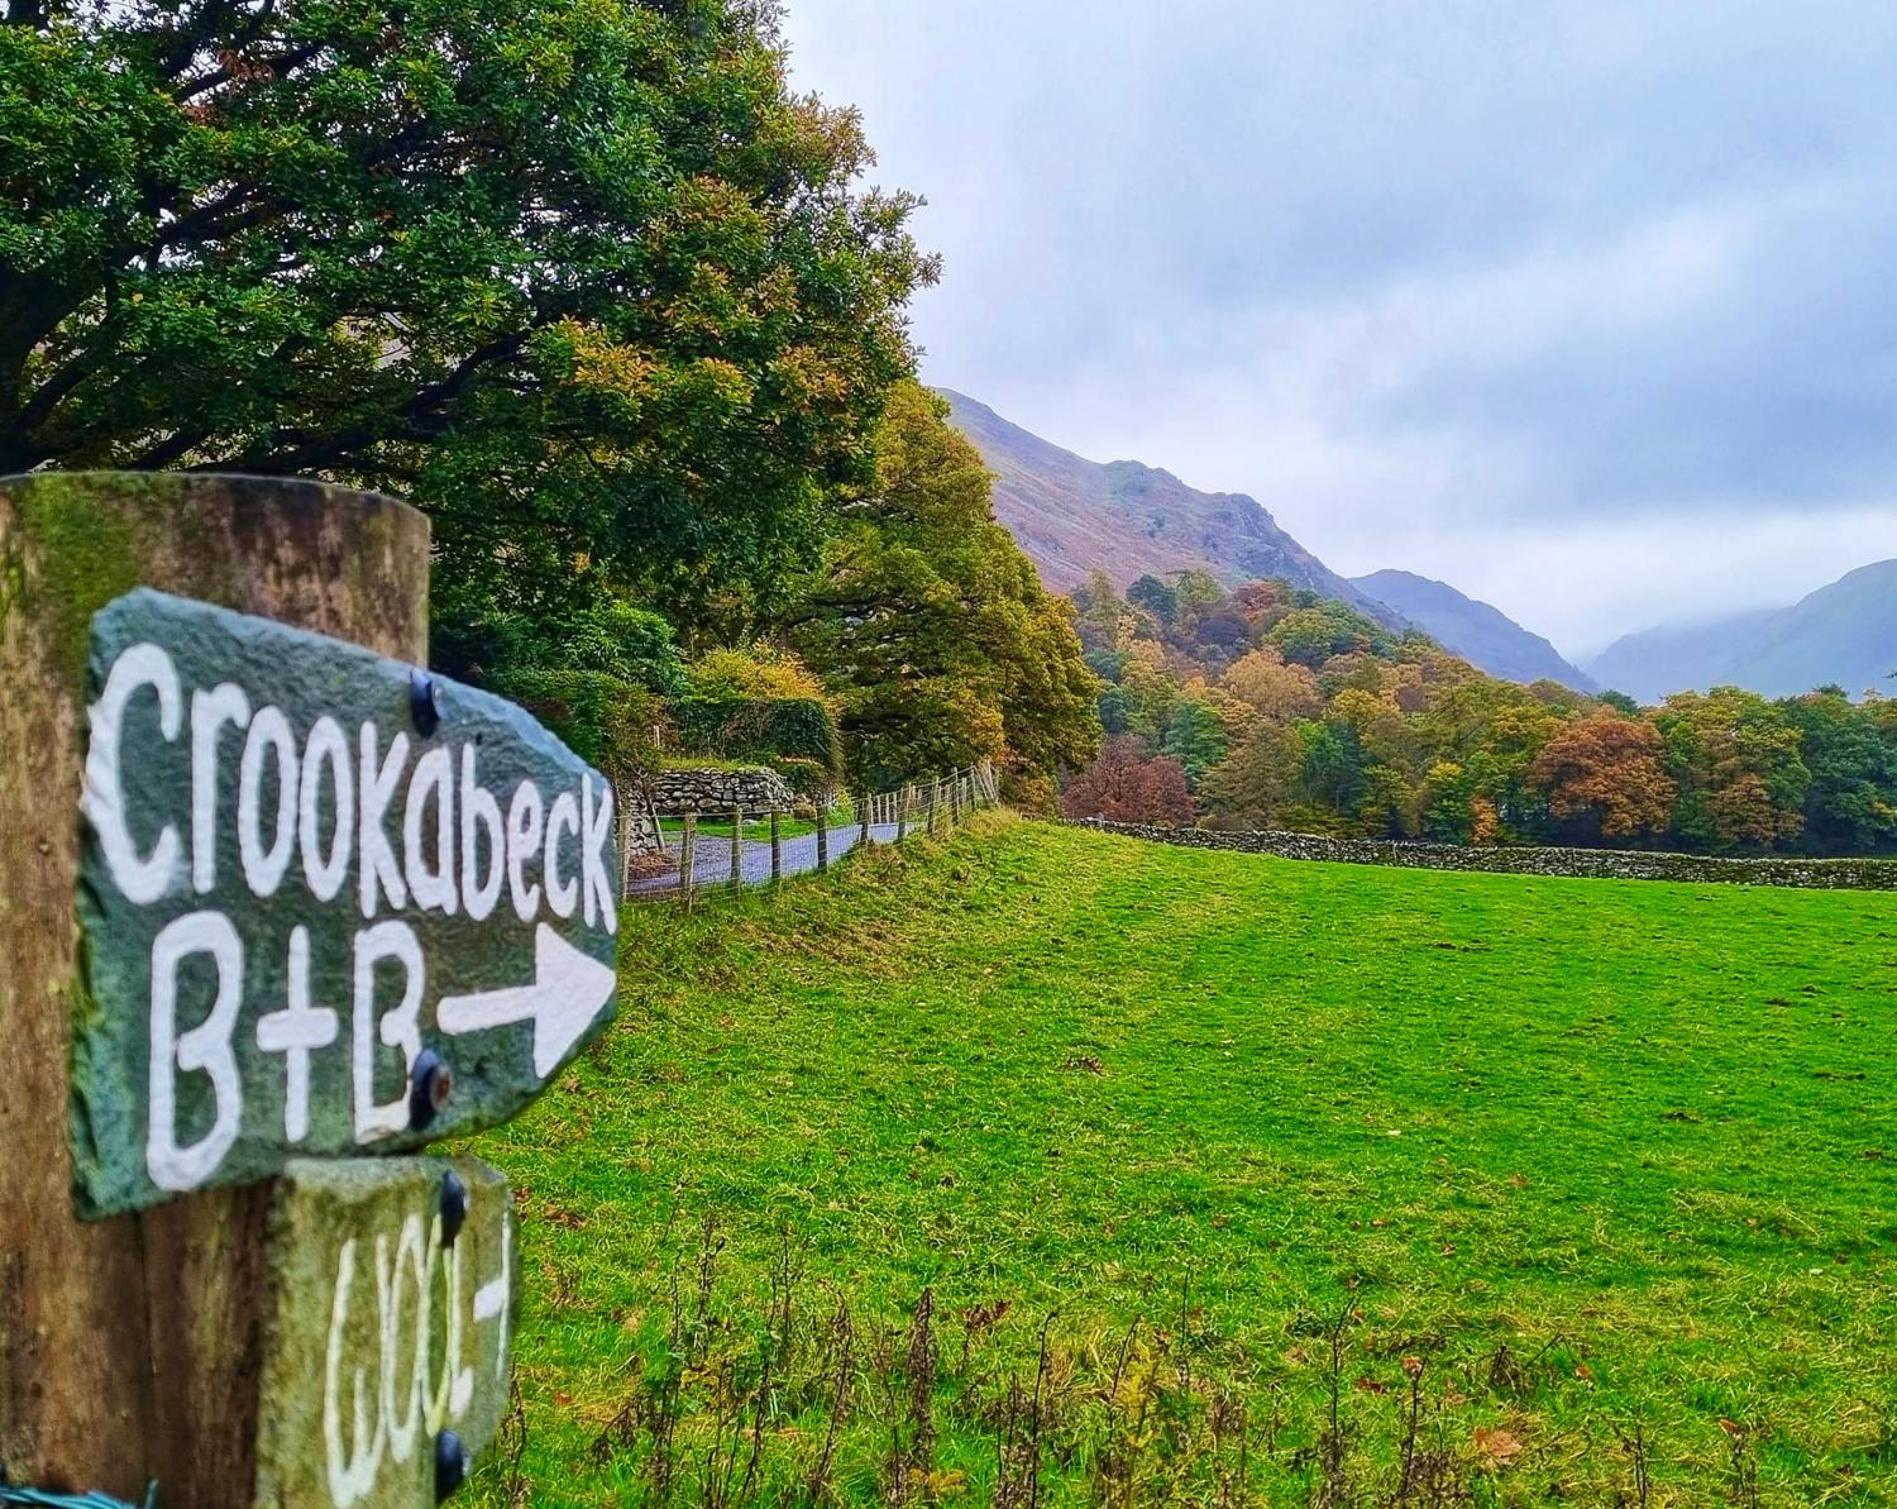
75 588 618 1216
0 473 612 1506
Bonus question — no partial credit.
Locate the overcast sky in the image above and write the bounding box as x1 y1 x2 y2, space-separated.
780 2 1897 657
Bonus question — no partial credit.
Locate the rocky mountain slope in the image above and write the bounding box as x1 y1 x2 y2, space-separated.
940 388 1398 625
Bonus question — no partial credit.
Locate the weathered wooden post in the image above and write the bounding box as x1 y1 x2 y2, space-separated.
816 795 831 872
770 810 783 884
680 812 698 910
859 790 871 845
927 775 939 835
730 804 744 892
897 785 909 843
1 473 619 1505
950 770 963 825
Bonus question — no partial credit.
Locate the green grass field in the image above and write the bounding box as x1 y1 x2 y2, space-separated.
464 814 1897 1506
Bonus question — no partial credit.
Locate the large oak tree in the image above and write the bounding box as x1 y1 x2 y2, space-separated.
0 0 934 626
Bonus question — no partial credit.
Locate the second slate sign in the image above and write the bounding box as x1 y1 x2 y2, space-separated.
75 588 620 1217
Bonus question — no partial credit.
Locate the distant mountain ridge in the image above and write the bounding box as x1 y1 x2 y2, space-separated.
1349 570 1597 692
938 388 1400 627
1587 560 1897 703
941 387 1600 688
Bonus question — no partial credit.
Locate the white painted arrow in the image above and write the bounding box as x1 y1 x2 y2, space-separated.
436 924 616 1077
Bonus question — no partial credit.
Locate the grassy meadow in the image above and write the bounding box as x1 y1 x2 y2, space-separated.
462 814 1897 1506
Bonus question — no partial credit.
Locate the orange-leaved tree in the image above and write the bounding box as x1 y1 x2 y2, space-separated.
1527 715 1677 844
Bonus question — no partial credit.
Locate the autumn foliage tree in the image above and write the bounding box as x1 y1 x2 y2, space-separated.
1528 716 1677 842
1059 738 1195 825
1070 569 1897 856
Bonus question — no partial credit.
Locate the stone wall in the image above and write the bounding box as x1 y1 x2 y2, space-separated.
647 765 796 814
1069 818 1897 890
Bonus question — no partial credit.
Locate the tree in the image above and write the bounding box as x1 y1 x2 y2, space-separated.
1202 722 1302 828
1653 688 1809 850
1059 737 1194 825
432 592 686 694
1070 571 1128 652
1779 689 1897 853
786 382 1099 786
1528 716 1676 844
1 0 934 630
1266 602 1390 668
1159 698 1230 790
1224 647 1322 723
1126 574 1178 627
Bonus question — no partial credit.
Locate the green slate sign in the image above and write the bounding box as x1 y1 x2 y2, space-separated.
74 588 621 1216
254 1157 516 1509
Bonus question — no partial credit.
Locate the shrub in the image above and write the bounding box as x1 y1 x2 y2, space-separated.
673 695 844 782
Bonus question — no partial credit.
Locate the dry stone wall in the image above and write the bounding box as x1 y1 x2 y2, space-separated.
1071 818 1897 890
647 766 796 814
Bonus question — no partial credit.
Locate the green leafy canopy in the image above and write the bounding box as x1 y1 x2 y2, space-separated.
1 0 937 626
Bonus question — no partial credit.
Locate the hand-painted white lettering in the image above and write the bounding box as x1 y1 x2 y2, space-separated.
238 706 299 896
255 925 340 1143
377 1217 427 1463
146 910 243 1191
473 1217 512 1379
300 716 355 903
459 745 504 922
402 746 457 915
543 790 579 920
425 1216 465 1432
443 1232 475 1419
189 682 250 894
322 1190 504 1506
581 775 617 934
357 721 409 919
86 642 183 905
505 780 545 923
323 1236 384 1507
352 922 424 1142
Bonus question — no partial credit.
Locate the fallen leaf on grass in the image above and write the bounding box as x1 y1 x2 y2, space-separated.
1470 1425 1522 1467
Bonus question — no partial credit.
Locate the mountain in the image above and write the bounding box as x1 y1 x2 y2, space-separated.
1586 560 1897 703
1349 569 1597 692
940 388 1402 627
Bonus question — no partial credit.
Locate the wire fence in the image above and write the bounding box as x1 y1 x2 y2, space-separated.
625 761 1000 906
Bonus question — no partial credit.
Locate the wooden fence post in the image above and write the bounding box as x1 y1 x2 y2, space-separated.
897 785 909 843
680 812 698 910
730 804 744 892
859 790 871 845
0 472 429 1502
817 796 831 872
770 810 783 884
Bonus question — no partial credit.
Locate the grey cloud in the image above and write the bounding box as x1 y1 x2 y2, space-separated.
782 0 1897 649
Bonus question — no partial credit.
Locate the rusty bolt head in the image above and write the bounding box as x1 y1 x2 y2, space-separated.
409 1048 453 1132
440 1167 469 1246
435 1430 471 1501
410 667 442 736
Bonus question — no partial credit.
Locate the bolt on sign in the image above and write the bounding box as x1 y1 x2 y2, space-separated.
73 588 620 1217
255 1158 515 1509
